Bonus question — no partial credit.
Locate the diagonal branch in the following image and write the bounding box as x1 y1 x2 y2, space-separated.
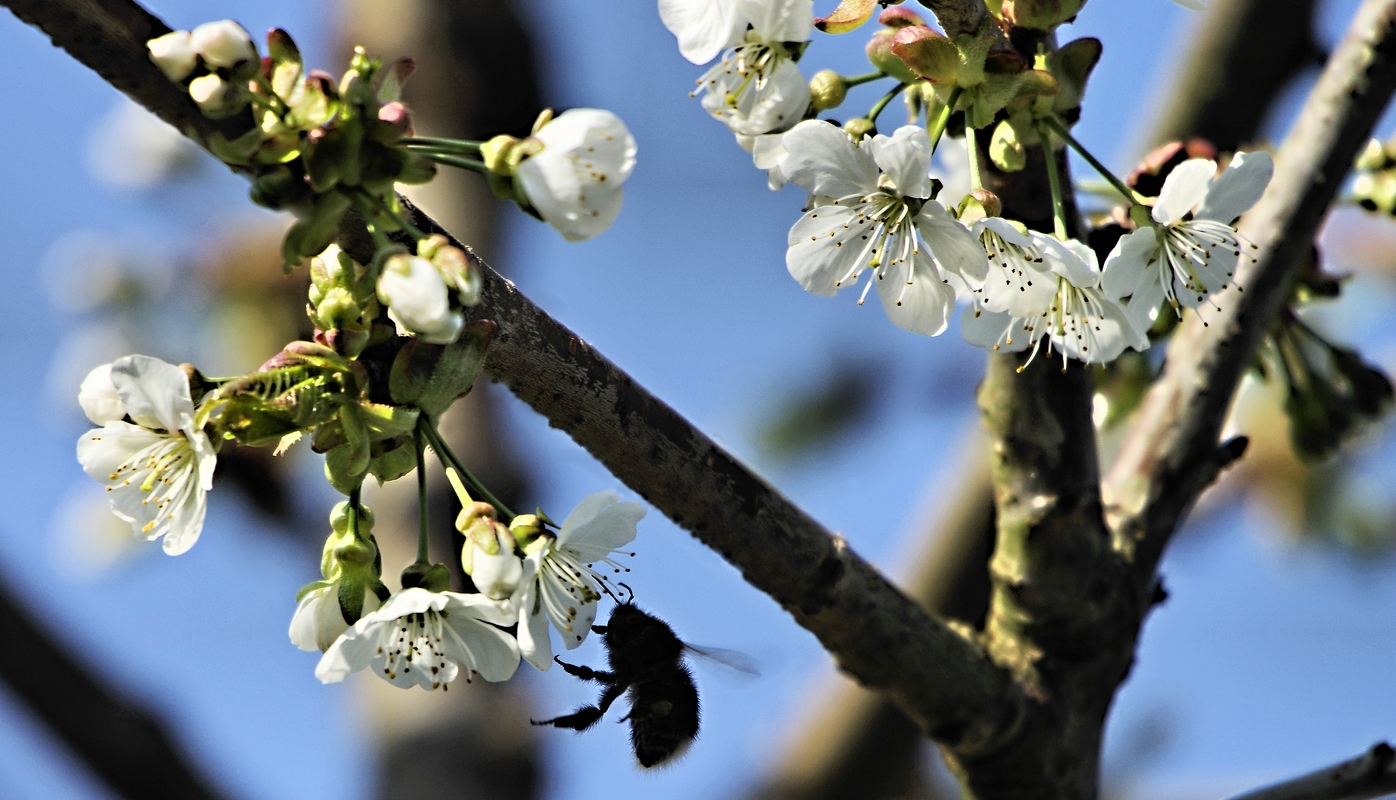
0 567 230 800
1224 742 1396 800
1105 0 1396 586
1 0 1023 751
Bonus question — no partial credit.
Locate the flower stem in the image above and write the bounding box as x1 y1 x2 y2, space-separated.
420 420 517 522
348 486 364 543
1038 122 1069 240
1044 116 1149 206
356 190 427 240
927 87 962 155
842 70 887 88
868 83 908 124
414 427 430 565
420 151 494 175
401 136 483 155
966 127 984 191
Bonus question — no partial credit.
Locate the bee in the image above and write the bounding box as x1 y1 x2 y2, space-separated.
533 603 755 768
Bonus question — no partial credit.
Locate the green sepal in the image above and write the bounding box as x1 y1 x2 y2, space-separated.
376 57 416 103
283 192 352 272
388 320 497 416
338 577 368 624
295 579 333 603
208 127 264 167
369 436 418 484
1043 37 1102 119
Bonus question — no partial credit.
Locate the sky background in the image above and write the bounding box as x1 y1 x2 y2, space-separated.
0 0 1394 798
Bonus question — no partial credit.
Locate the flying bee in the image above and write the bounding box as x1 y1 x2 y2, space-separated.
532 602 756 768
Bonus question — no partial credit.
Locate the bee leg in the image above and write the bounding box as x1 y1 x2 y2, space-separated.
553 657 614 683
533 683 626 732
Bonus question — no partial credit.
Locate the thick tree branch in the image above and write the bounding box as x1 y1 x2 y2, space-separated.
915 0 988 37
0 568 230 800
1105 0 1396 586
1224 742 1396 800
2 0 1024 752
1148 0 1322 152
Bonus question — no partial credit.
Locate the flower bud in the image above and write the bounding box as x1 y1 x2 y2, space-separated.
1356 138 1389 172
509 513 546 550
1001 0 1083 30
374 102 414 146
400 561 451 592
843 117 876 140
990 120 1027 172
189 20 256 69
865 29 921 84
458 502 523 600
147 31 197 82
377 253 464 344
480 134 525 176
878 5 924 26
891 26 961 85
78 363 125 424
188 74 229 114
418 234 482 307
809 70 849 112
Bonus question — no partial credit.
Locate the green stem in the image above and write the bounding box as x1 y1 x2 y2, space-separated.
1038 122 1069 240
401 136 484 154
414 427 430 565
420 152 493 175
357 190 427 240
1044 116 1148 205
927 87 962 155
966 125 984 191
868 83 908 124
420 420 517 522
842 71 887 88
348 486 363 543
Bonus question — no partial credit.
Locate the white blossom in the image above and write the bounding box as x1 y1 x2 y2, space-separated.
466 525 524 601
189 20 256 69
289 581 383 653
678 0 815 136
147 30 197 82
737 132 789 190
315 588 519 689
75 355 217 555
78 363 125 425
516 109 637 242
514 492 645 671
1101 151 1272 323
781 121 987 336
187 74 230 115
377 254 465 344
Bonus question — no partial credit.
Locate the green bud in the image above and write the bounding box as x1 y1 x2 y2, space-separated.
1001 0 1083 30
509 513 546 550
1356 138 1388 172
957 188 1002 223
400 562 451 592
368 437 417 484
889 26 960 85
388 320 497 417
844 117 876 140
990 119 1027 172
809 70 849 111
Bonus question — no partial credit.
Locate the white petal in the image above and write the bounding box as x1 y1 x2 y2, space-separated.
439 613 520 683
314 615 382 684
740 0 814 42
659 0 745 64
290 585 346 652
870 126 933 199
972 217 1035 250
147 30 197 82
961 306 1030 352
189 20 255 69
559 495 645 562
1197 150 1273 223
917 202 989 284
110 355 192 431
79 364 126 425
1045 237 1100 288
703 58 810 137
159 489 206 555
1152 158 1216 226
77 422 161 481
515 558 555 670
786 203 870 296
1100 228 1159 300
876 249 954 336
779 120 878 198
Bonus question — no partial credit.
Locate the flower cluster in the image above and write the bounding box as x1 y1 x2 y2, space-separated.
657 0 1272 367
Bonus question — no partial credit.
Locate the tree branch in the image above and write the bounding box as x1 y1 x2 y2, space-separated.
1105 0 1396 586
1 0 1024 751
1224 742 1396 800
915 0 989 37
0 567 230 800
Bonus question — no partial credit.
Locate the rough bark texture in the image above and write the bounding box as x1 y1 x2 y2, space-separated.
0 0 1025 756
0 572 230 800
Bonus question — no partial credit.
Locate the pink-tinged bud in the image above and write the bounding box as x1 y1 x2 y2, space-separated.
866 30 921 84
878 6 925 27
376 101 414 142
891 26 960 84
815 0 878 33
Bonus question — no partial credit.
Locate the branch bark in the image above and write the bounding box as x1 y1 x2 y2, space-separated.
1224 742 1396 800
1 0 1024 754
0 568 230 800
1105 0 1396 587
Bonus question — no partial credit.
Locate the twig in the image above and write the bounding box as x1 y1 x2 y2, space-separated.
1105 0 1396 586
1224 742 1396 800
0 567 231 800
0 0 1025 750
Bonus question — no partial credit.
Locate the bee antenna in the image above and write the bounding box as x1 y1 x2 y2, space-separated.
616 582 634 603
597 579 622 603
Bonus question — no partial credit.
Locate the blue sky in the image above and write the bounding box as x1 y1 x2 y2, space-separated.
0 1 1393 798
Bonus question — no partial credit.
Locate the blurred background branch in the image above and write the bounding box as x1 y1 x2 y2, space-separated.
0 563 230 800
1225 741 1396 800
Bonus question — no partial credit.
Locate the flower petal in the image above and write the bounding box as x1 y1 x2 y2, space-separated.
703 57 810 137
786 203 870 296
110 355 193 432
876 249 954 336
1046 237 1100 288
961 306 1031 352
779 120 878 198
1152 158 1216 226
742 0 814 41
1100 227 1159 300
918 202 989 283
659 0 745 64
439 610 520 683
1197 150 1273 223
79 364 126 425
870 126 933 199
559 494 645 562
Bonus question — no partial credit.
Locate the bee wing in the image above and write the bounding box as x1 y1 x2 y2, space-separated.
683 644 761 677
